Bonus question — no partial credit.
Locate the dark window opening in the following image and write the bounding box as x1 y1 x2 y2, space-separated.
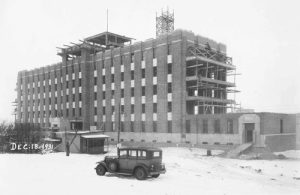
142 69 145 78
153 103 157 113
280 119 283 133
153 67 157 77
203 119 208 134
153 85 157 95
214 119 220 133
186 120 191 133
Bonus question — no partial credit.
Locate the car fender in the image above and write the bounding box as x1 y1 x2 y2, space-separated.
95 161 108 170
133 163 149 175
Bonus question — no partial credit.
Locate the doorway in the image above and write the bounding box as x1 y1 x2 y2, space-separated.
244 123 254 143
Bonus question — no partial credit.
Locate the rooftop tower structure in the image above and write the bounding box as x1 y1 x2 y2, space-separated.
156 8 174 37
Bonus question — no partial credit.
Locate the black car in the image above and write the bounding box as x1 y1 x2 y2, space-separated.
95 146 166 180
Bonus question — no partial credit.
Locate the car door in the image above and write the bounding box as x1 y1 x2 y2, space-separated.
127 149 137 171
118 149 128 172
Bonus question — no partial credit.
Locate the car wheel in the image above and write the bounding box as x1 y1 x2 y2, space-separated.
152 174 160 178
134 167 147 180
96 164 106 176
108 161 118 172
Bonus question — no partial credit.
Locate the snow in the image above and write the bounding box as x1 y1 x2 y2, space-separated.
0 147 299 195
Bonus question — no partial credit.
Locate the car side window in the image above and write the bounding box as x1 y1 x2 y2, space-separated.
137 150 147 159
119 150 127 158
128 150 137 158
153 151 161 158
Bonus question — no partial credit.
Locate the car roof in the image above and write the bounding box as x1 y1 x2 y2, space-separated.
119 146 162 152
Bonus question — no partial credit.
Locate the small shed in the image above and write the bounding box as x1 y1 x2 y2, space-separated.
80 134 110 154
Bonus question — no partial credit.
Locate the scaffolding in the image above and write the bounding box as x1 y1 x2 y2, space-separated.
186 43 239 114
156 8 174 37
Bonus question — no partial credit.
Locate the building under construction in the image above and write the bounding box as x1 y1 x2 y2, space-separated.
16 11 299 152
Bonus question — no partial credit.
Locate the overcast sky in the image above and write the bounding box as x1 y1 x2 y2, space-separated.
0 0 299 122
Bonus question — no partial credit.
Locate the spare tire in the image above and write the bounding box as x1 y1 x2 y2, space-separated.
108 161 118 172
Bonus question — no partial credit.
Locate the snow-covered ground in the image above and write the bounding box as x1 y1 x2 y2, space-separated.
0 147 299 195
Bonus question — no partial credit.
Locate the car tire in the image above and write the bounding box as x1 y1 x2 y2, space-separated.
134 167 147 180
108 161 118 172
152 174 160 178
96 164 106 176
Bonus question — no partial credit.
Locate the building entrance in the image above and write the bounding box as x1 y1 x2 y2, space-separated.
244 123 254 143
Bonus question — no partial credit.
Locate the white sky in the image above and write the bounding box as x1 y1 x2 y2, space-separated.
0 0 299 122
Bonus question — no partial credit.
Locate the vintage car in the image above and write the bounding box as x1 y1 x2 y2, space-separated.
95 146 166 180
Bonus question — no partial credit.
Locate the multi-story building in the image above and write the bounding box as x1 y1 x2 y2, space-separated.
16 29 299 151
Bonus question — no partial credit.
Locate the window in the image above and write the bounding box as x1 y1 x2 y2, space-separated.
130 53 134 63
102 91 106 99
168 63 172 74
66 95 69 102
102 76 106 84
119 150 127 157
131 88 134 97
94 107 97 115
141 121 145 132
186 120 191 133
142 86 145 96
72 94 75 102
94 77 97 85
152 48 156 58
168 83 172 93
111 90 114 97
168 120 172 133
102 107 106 115
153 85 157 95
142 104 145 113
153 103 157 113
121 89 124 98
138 150 146 159
153 121 157 132
78 64 81 72
168 102 172 112
94 92 97 100
121 105 124 113
280 119 283 133
79 79 81 87
79 93 82 101
227 119 233 134
72 108 75 116
153 151 160 158
55 84 57 91
130 121 134 132
121 72 124 81
131 105 134 114
214 119 220 133
131 71 134 80
128 150 137 158
79 108 82 116
111 74 114 83
153 67 157 77
66 81 69 88
141 69 145 78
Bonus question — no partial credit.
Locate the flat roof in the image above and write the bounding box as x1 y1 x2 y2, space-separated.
84 31 133 45
81 134 110 139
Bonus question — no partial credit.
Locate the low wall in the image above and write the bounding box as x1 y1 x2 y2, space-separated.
263 134 296 152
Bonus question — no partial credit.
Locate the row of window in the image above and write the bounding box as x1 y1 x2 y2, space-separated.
186 119 234 134
95 102 172 115
98 120 172 133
